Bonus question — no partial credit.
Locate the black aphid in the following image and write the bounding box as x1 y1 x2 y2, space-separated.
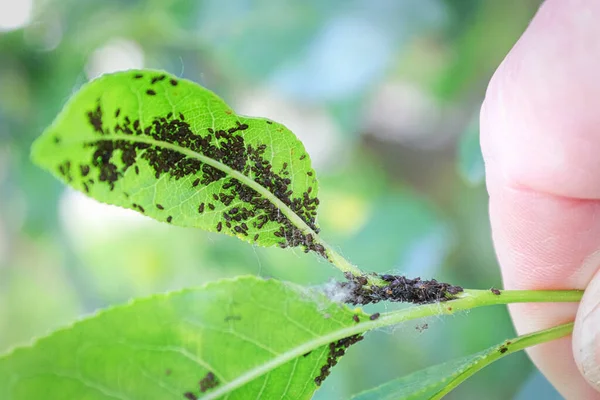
198 203 205 213
115 108 121 117
491 288 501 295
146 89 156 96
208 203 215 210
151 75 166 84
369 313 380 321
199 371 219 393
167 216 173 223
192 178 200 187
216 222 222 232
170 79 178 86
156 204 164 210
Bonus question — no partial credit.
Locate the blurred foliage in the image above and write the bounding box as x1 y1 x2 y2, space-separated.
0 0 555 399
457 112 485 186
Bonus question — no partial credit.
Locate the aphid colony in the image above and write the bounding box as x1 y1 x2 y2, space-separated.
55 72 324 255
314 334 364 386
337 272 464 306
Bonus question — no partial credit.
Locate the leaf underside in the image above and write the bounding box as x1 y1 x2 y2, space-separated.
32 70 324 254
0 276 368 400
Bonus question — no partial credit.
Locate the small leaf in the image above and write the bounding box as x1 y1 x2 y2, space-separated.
32 70 323 254
350 322 572 400
0 276 369 399
351 351 490 400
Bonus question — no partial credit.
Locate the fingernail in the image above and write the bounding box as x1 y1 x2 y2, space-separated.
574 273 600 389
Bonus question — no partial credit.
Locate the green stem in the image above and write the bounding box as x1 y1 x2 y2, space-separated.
365 288 583 329
202 288 582 399
431 322 574 399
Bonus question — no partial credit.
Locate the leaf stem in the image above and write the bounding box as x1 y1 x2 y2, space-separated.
364 288 583 330
430 321 574 399
201 288 582 399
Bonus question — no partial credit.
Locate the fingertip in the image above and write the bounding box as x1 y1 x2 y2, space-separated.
481 0 600 199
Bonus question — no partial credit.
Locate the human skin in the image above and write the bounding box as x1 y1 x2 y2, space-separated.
481 0 600 397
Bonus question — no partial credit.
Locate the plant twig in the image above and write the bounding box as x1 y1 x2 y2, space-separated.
430 321 574 399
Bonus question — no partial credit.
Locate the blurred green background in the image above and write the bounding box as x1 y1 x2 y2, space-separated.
0 0 562 399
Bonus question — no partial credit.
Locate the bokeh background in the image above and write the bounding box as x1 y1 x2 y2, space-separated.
0 0 563 399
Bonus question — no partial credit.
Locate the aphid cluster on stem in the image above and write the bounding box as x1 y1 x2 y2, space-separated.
335 272 464 305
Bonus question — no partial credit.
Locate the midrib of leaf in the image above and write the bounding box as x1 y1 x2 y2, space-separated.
77 133 364 277
202 318 370 400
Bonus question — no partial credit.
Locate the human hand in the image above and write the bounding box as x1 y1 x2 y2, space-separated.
481 0 600 397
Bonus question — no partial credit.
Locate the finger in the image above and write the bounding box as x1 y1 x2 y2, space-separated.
481 0 600 397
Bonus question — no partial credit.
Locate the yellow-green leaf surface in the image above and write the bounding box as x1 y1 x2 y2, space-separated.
0 276 369 399
350 322 573 400
32 70 322 253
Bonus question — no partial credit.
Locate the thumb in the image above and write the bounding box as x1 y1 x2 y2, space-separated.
574 267 600 390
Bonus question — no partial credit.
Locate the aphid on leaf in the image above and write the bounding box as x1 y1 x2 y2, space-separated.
369 313 380 321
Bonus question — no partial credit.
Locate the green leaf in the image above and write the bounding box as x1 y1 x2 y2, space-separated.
0 276 369 399
350 322 573 400
31 69 323 254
